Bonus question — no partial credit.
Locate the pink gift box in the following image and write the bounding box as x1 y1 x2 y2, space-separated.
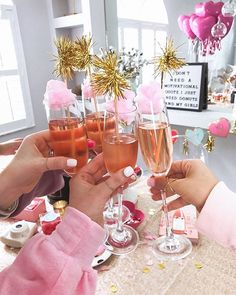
159 205 199 244
13 198 46 222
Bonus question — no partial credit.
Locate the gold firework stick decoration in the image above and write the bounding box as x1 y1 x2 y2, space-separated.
73 35 93 73
91 51 130 99
54 36 78 82
91 50 130 138
153 37 186 88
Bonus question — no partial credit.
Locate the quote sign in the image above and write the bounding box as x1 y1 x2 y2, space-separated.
164 63 208 112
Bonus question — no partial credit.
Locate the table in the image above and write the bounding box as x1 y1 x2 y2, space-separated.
1 190 236 295
95 192 236 295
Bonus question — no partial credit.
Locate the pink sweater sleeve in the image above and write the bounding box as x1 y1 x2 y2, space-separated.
0 207 105 295
196 181 236 249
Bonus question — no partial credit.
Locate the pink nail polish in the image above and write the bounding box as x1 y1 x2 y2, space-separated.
147 177 155 187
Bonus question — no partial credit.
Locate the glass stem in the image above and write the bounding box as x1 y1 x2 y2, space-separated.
116 189 124 233
160 189 174 239
107 197 114 213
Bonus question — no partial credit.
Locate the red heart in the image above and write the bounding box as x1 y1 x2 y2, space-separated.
123 201 145 229
172 129 179 144
208 118 230 137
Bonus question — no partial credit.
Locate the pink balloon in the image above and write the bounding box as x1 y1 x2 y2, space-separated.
189 13 198 28
195 1 215 17
212 2 224 17
190 15 217 41
178 15 189 31
218 13 233 36
195 1 224 17
182 18 196 39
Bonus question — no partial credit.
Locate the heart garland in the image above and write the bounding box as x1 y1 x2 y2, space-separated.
173 117 232 154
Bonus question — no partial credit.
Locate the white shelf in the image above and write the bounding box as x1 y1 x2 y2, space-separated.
53 13 84 29
169 104 235 129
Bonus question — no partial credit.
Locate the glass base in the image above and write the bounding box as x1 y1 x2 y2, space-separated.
103 204 130 227
106 225 139 255
152 235 192 261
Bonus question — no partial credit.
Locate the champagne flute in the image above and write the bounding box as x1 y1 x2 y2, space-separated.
103 106 139 255
45 99 88 175
137 99 192 260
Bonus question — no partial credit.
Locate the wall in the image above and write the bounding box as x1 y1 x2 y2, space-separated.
1 0 53 141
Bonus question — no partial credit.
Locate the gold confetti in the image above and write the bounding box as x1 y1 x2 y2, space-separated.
157 263 166 270
152 37 185 88
142 267 150 273
91 51 130 100
194 262 203 269
110 284 118 293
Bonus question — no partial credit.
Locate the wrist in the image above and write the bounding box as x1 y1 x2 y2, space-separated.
0 169 22 210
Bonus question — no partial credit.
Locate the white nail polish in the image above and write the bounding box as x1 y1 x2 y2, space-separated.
123 166 134 177
67 159 77 167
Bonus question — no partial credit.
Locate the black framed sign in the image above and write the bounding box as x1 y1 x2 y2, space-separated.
164 63 208 112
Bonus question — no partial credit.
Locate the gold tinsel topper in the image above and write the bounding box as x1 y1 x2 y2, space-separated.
153 37 186 78
91 51 130 99
54 36 77 81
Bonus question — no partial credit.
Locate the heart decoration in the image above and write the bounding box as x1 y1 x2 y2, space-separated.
123 201 145 230
190 15 217 41
171 129 179 144
182 17 196 39
185 128 205 146
195 1 214 17
218 13 233 36
195 1 223 17
208 118 231 137
178 15 189 31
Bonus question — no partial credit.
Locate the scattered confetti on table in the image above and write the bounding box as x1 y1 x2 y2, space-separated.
110 284 118 293
194 262 203 269
156 262 166 270
142 267 150 273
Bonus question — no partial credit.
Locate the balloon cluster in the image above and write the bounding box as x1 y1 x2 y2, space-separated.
178 1 234 56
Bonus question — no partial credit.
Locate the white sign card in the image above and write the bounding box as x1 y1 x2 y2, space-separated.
164 63 208 112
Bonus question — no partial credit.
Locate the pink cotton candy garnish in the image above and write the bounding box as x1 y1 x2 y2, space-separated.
135 81 164 114
106 90 136 124
81 78 95 99
43 80 76 110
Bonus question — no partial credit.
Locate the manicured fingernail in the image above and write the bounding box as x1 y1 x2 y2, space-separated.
147 177 155 187
123 166 134 177
67 159 77 167
87 139 96 149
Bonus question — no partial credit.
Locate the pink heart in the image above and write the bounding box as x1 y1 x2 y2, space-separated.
212 2 224 17
123 200 145 229
190 15 217 41
171 129 179 144
208 118 230 137
195 1 223 17
189 13 198 28
218 13 233 36
178 15 189 31
195 1 215 17
182 18 196 39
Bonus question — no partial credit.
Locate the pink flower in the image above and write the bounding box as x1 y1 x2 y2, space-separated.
106 90 136 124
135 81 164 114
82 78 95 99
43 80 76 110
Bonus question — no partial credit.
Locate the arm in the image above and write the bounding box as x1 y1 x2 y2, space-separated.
196 181 236 249
0 208 104 295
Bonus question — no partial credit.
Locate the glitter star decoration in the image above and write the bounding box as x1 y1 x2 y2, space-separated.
91 51 130 99
54 36 78 81
153 38 186 87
